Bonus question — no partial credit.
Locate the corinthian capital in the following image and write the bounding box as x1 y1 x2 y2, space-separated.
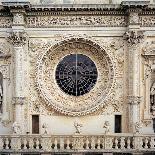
13 97 27 105
128 96 141 105
7 31 27 47
124 30 144 45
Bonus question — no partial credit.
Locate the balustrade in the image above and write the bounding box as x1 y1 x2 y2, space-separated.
0 134 154 153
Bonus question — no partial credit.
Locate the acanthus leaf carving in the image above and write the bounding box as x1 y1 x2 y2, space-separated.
7 31 27 47
123 30 144 45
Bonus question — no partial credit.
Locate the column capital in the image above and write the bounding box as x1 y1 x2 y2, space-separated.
7 31 27 47
128 96 142 105
13 97 27 105
123 30 144 45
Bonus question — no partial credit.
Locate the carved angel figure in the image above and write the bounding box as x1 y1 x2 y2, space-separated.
42 123 48 134
134 122 142 134
12 122 21 134
103 121 110 134
74 121 83 134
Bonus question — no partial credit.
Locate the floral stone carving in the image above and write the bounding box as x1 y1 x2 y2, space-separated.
36 38 114 116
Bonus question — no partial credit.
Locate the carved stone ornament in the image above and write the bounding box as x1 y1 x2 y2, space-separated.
36 38 114 116
7 31 27 46
13 13 25 25
124 30 144 45
13 97 27 105
129 12 139 25
128 96 141 105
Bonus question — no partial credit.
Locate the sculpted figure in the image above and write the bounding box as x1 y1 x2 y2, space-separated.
42 123 48 134
74 121 83 134
151 82 155 95
134 122 142 134
103 121 110 134
12 122 21 134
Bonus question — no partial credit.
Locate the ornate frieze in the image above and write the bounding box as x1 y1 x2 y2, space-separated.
26 15 127 27
140 16 155 27
7 32 27 47
128 96 141 105
0 17 12 28
123 30 144 45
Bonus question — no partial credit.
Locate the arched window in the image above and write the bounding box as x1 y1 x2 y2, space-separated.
0 72 3 113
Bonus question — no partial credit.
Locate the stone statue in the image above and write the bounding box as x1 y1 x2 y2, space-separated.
42 123 48 134
0 83 3 113
74 121 83 134
103 121 110 134
134 122 142 134
150 82 155 95
12 122 21 134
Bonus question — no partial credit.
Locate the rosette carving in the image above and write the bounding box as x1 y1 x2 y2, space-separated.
36 38 114 116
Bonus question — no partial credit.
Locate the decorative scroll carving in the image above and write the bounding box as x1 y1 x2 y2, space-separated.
134 122 142 134
26 16 127 27
124 30 144 45
7 32 27 46
128 96 141 105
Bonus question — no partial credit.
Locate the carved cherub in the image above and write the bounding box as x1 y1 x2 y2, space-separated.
12 122 21 134
103 121 110 134
74 121 83 134
42 123 48 134
134 122 142 134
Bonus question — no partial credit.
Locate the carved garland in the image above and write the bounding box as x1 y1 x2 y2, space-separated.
36 38 115 116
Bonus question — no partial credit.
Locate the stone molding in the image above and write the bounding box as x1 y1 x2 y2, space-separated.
7 32 27 47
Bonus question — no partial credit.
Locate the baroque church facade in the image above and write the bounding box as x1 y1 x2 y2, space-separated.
0 0 155 154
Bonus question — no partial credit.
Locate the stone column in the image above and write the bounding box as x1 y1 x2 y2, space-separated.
124 10 144 132
7 31 27 134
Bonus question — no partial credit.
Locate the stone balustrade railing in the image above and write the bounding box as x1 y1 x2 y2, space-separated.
0 134 155 153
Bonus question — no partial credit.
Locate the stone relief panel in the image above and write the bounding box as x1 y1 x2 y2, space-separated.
28 35 126 116
26 15 127 28
0 17 12 28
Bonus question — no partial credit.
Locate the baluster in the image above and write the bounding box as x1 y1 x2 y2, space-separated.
5 138 9 149
60 137 64 150
115 138 118 149
127 137 130 149
144 137 148 149
97 137 101 149
66 137 70 150
120 137 125 149
0 137 4 149
23 137 27 149
91 137 95 150
54 137 58 150
36 138 40 149
29 137 34 150
86 137 89 149
150 137 155 149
